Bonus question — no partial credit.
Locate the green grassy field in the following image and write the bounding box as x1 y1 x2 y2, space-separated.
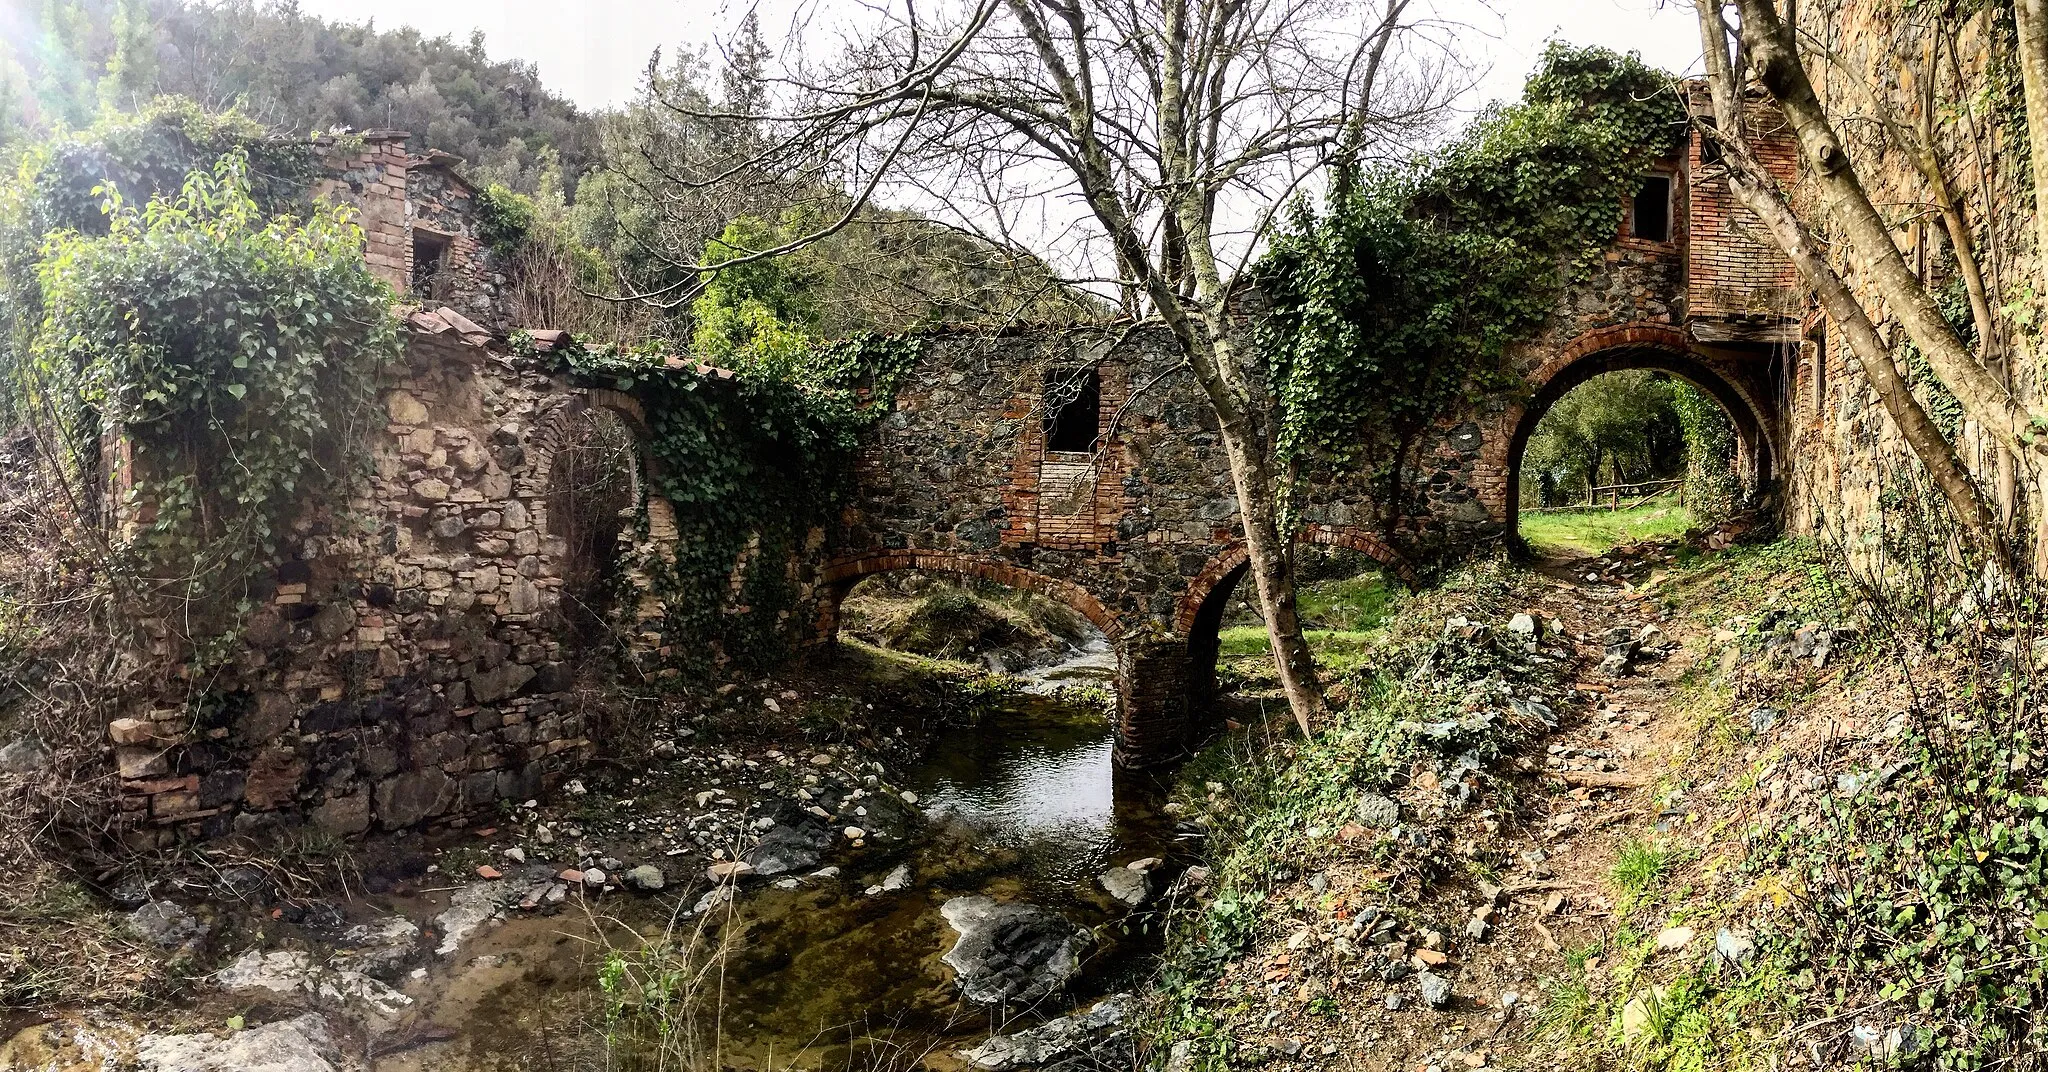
1518 494 1693 557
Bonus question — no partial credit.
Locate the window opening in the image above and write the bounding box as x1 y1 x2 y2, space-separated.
411 229 451 298
1631 176 1672 243
1044 367 1101 453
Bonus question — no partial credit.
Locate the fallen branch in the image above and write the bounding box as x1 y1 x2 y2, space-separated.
1552 769 1653 789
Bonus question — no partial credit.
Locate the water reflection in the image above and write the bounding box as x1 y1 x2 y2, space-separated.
908 695 1165 894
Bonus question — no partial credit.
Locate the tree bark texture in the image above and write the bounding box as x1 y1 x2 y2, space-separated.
1696 0 2005 558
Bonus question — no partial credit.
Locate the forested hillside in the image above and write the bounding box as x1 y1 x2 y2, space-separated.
0 1 1097 345
1 0 596 193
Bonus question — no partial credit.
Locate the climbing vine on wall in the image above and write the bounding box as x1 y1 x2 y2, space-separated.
1673 382 1740 515
34 151 395 605
532 330 920 672
18 148 397 648
0 99 329 428
1256 44 1687 493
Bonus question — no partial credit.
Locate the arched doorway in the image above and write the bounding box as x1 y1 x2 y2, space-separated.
543 406 640 645
1504 338 1778 555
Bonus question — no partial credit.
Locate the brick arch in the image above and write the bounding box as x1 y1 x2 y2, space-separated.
1172 525 1415 707
1172 524 1414 636
812 549 1123 642
521 391 651 502
1498 321 1780 547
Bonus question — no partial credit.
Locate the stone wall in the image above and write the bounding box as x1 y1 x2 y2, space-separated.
107 81 1833 825
1779 0 2042 558
110 312 683 842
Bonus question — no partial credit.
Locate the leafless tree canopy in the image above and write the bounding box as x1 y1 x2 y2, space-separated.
619 0 1470 316
607 0 1473 733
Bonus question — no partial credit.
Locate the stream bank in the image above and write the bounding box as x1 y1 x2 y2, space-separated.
4 632 1182 1072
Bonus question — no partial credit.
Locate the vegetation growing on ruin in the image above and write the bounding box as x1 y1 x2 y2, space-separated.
1256 44 1687 486
1 122 395 649
540 330 922 673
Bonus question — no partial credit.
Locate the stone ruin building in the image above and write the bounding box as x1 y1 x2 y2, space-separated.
97 83 1915 843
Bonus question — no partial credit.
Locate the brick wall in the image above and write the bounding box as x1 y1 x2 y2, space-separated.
1685 92 1803 322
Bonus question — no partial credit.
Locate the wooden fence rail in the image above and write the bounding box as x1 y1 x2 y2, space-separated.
1527 477 1684 513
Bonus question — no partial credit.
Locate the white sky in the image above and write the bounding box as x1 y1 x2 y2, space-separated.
291 0 1706 116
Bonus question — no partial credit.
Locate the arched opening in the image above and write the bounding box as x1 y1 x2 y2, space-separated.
831 569 1116 691
1178 532 1407 715
815 559 1172 896
1506 345 1775 558
543 407 639 645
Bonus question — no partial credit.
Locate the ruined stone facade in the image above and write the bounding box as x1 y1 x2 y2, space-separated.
314 133 509 332
110 99 1819 832
111 312 686 840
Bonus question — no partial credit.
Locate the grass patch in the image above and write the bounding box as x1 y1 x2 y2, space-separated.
1520 494 1693 556
1217 571 1399 682
1217 626 1378 675
1610 838 1672 915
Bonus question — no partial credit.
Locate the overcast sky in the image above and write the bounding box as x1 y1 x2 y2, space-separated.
289 0 1706 117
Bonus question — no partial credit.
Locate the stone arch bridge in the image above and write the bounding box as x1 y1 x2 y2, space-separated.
810 318 1789 764
809 101 1806 764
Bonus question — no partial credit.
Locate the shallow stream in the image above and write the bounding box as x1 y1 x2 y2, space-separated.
386 658 1177 1071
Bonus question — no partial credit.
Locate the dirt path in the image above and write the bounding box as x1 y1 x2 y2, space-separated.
1473 550 1705 1068
1318 547 1711 1072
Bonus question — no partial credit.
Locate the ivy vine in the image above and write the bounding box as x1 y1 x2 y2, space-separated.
527 330 920 672
1256 43 1688 503
0 99 326 428
23 149 397 644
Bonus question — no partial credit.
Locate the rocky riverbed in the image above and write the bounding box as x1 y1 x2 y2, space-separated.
2 645 1180 1072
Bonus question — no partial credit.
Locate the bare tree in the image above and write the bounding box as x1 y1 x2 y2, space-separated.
1688 0 2048 565
612 0 1462 733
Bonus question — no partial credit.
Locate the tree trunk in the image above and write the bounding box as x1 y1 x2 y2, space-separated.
1194 325 1324 735
1733 0 2048 465
2015 0 2048 271
1696 0 2006 560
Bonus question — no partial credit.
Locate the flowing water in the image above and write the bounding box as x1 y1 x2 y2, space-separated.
379 653 1176 1072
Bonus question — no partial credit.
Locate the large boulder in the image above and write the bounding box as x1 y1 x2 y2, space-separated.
136 1013 339 1072
214 951 412 1034
961 993 1134 1070
940 896 1090 1006
743 802 837 877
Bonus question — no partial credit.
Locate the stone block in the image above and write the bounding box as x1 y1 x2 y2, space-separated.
200 770 247 808
108 718 157 746
151 789 203 820
311 602 358 642
385 390 430 425
313 790 372 835
505 578 540 615
244 748 308 810
374 768 457 829
300 702 359 735
469 662 536 703
117 746 171 780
